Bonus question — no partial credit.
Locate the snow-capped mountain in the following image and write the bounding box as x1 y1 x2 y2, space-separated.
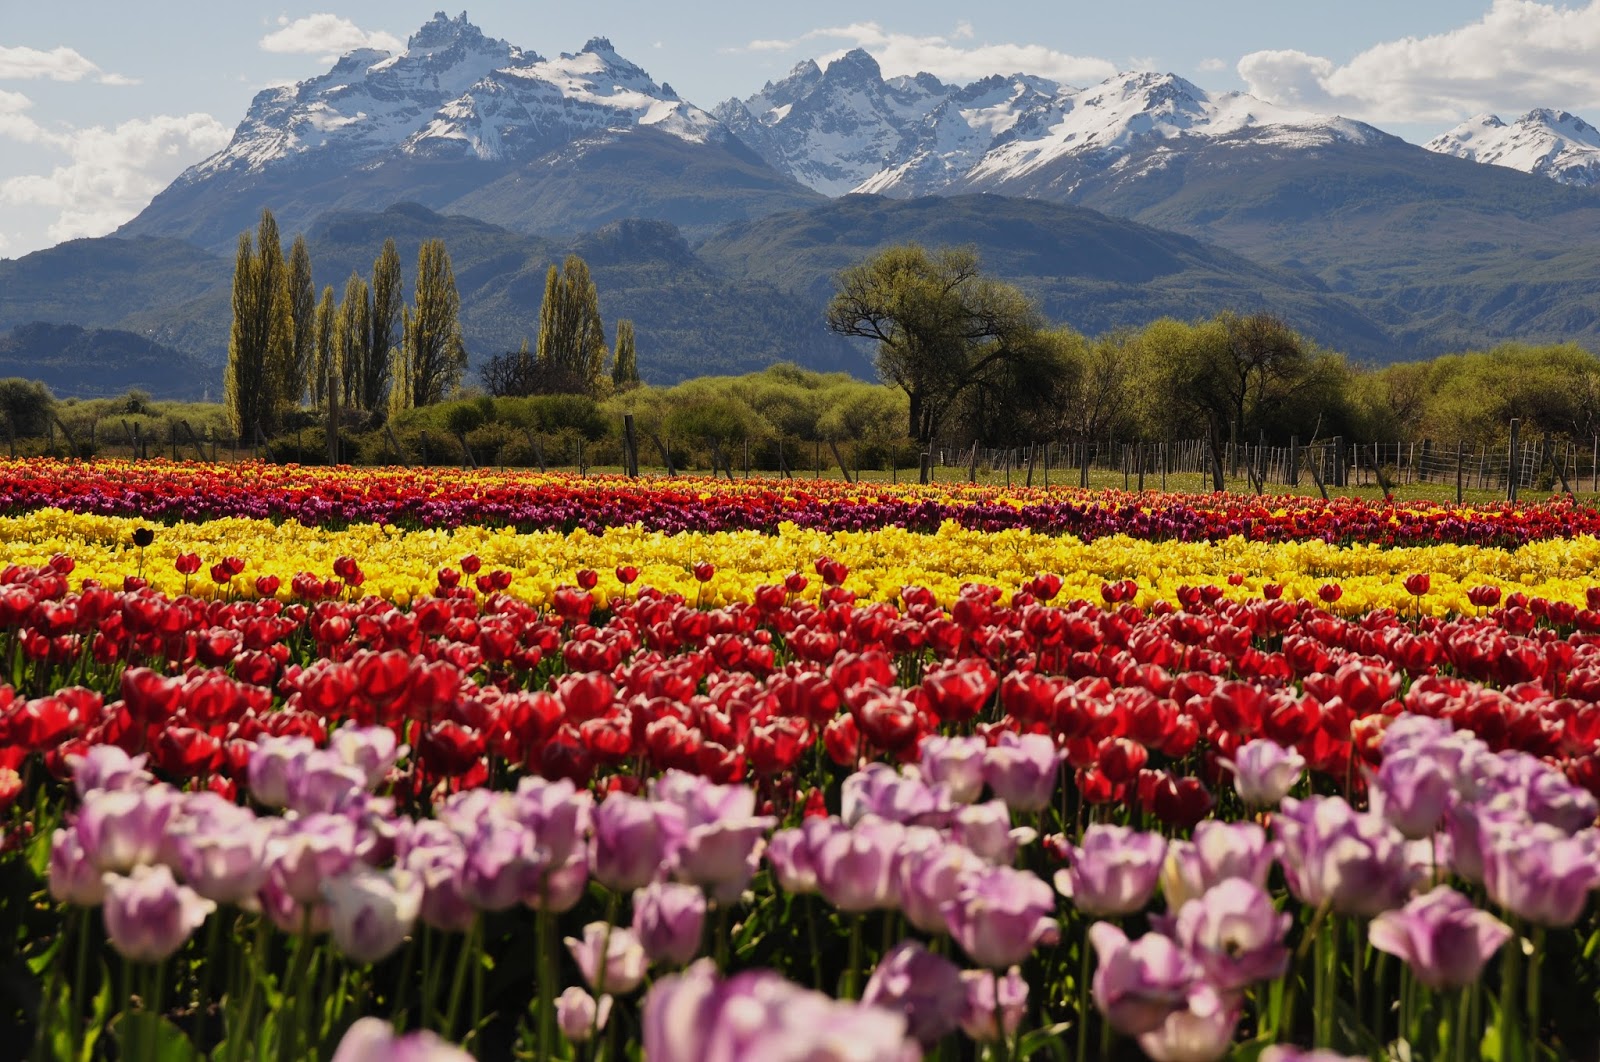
187 12 716 182
718 58 1381 198
121 12 812 250
1424 109 1600 188
712 50 958 196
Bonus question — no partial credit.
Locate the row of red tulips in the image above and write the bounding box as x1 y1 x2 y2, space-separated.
2 459 1596 544
5 552 1600 825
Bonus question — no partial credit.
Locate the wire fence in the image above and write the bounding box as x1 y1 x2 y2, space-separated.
13 411 1600 501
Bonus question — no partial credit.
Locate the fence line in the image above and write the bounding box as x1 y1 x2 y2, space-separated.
18 414 1600 499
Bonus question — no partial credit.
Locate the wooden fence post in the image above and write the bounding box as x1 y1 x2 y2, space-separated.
1455 440 1465 504
1508 418 1521 501
968 440 978 485
623 414 639 477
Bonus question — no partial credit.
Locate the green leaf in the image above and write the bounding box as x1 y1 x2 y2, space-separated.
27 822 54 879
1017 1021 1074 1060
115 1013 201 1062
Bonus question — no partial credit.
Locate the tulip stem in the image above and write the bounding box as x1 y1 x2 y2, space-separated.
278 912 315 1062
1453 987 1471 1062
194 913 222 1048
443 917 481 1039
72 906 91 1061
1499 922 1522 1062
843 913 864 1000
805 896 823 992
535 909 555 1062
1526 926 1544 1053
1075 925 1091 1062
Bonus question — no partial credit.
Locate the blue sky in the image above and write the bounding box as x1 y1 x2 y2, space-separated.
3 1 1599 258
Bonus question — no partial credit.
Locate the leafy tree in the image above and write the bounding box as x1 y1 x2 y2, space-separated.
335 273 371 413
0 377 55 437
287 234 316 405
536 255 607 395
612 319 639 391
366 239 403 413
947 327 1084 447
394 239 467 413
310 286 336 408
224 210 294 440
825 244 1040 466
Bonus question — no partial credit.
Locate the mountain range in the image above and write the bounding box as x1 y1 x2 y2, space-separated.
3 10 1600 395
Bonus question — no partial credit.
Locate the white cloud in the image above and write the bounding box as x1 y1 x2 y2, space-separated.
0 44 137 85
732 22 1117 86
1238 0 1600 124
0 112 231 244
1197 57 1227 73
260 14 404 61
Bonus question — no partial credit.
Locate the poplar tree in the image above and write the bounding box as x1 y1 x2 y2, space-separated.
310 285 335 407
223 209 294 440
395 239 466 410
612 319 639 390
535 255 606 395
366 239 402 413
335 273 371 412
255 211 297 418
287 234 316 405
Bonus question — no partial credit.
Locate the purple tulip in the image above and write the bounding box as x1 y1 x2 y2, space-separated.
285 751 369 815
1374 749 1457 840
953 799 1035 864
1223 739 1304 808
49 827 105 906
1173 880 1291 991
675 817 774 901
1446 802 1522 884
1368 885 1511 990
460 817 548 913
1137 996 1241 1062
323 866 423 963
842 763 952 827
983 732 1061 812
591 793 687 892
1161 821 1276 909
247 735 316 808
958 966 1028 1044
566 922 648 994
1056 824 1167 917
766 817 840 895
897 832 984 935
172 809 272 906
529 850 590 913
331 1018 473 1062
1481 824 1600 928
67 745 152 797
919 735 988 804
1379 714 1458 758
556 987 612 1043
513 776 592 867
815 818 905 913
642 959 918 1062
327 725 407 789
265 813 360 906
633 881 706 967
75 785 176 874
1261 1048 1368 1062
863 941 967 1047
944 864 1059 968
101 864 215 962
398 822 477 932
1273 796 1414 916
1088 922 1198 1036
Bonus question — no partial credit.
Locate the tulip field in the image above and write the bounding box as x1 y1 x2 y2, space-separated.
4 460 1600 1061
